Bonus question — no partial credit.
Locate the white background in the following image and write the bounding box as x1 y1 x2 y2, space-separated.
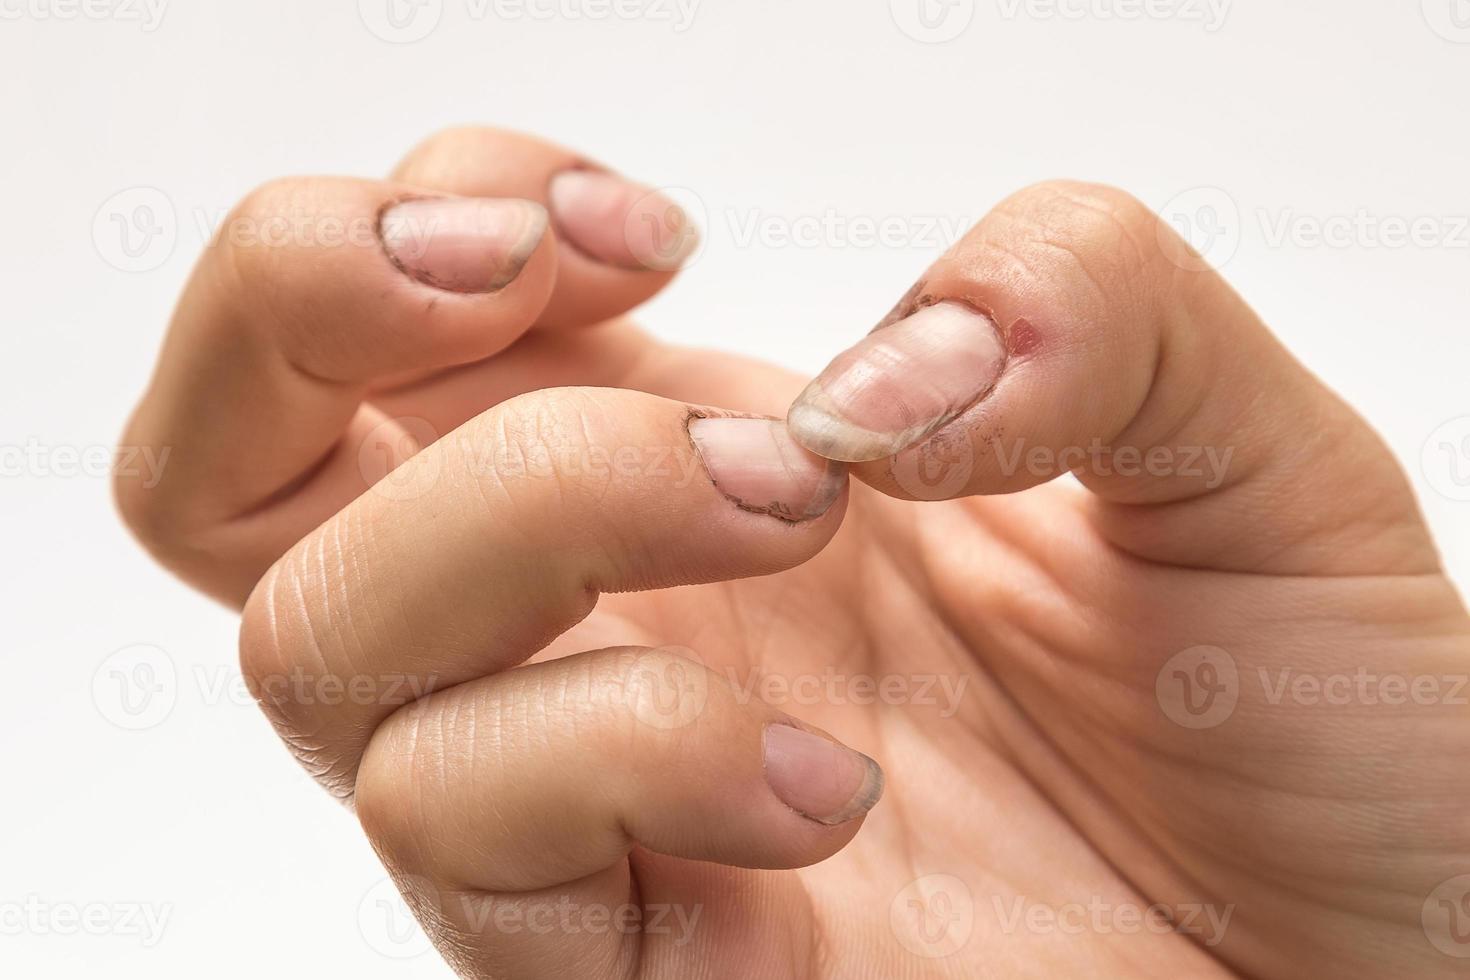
3 0 1469 975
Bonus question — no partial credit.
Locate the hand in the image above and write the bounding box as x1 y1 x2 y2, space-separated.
117 129 1470 979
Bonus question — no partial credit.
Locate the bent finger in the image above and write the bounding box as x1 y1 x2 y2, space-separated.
117 175 559 602
391 126 698 329
239 387 848 800
787 180 1436 575
357 647 880 979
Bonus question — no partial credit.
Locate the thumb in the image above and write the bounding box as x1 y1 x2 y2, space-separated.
787 180 1437 577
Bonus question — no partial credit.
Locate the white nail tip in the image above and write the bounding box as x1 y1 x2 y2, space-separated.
787 397 942 463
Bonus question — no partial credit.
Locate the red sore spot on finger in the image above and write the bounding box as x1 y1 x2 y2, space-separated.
1006 317 1041 358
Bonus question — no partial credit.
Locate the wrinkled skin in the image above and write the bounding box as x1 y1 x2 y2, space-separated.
118 127 1470 979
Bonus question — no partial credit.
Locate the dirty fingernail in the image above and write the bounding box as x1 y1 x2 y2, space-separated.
786 301 1005 462
380 197 546 293
688 417 846 522
763 723 884 826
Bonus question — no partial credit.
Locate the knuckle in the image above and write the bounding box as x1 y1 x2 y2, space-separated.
356 702 472 882
238 560 307 731
222 177 311 263
112 450 220 575
233 176 302 220
395 125 550 185
238 565 282 695
403 124 494 159
354 713 436 856
1005 179 1159 243
212 177 357 364
209 178 310 345
472 387 618 510
238 546 359 798
112 455 169 547
584 646 720 753
467 389 659 591
972 180 1170 311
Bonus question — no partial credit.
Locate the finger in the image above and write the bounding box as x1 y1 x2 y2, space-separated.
238 387 847 801
117 175 559 603
391 126 698 329
119 128 701 606
354 646 881 979
786 180 1437 575
369 322 815 446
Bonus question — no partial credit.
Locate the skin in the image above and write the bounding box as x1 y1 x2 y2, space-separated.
116 127 1470 979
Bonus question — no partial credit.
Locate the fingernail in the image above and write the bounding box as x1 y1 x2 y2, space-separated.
786 301 1005 462
688 417 846 522
549 170 699 271
380 198 547 293
763 723 884 826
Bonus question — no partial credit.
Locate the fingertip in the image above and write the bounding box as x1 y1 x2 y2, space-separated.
549 169 699 273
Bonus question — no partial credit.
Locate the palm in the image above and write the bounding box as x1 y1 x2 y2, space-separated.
203 319 1464 980
390 325 1461 980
